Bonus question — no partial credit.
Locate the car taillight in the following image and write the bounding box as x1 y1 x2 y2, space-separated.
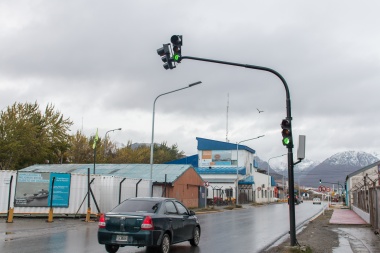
98 213 106 229
141 216 154 230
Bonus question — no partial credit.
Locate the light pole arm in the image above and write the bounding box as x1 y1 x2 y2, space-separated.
149 81 202 197
104 128 122 157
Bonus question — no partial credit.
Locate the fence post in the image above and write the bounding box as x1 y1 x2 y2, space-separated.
6 175 14 223
47 177 55 223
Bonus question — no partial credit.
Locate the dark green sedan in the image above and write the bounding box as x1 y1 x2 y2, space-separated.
98 197 201 253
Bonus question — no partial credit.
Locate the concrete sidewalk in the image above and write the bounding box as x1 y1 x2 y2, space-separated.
330 208 367 225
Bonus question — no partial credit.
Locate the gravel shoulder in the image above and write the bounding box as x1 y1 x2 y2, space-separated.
265 208 338 252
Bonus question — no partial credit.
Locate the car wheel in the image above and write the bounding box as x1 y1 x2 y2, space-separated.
105 244 119 253
189 227 200 246
158 233 170 253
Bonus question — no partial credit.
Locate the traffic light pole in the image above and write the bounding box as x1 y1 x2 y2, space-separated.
181 55 297 246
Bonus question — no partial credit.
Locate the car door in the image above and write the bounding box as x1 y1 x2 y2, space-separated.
164 200 182 243
174 201 194 240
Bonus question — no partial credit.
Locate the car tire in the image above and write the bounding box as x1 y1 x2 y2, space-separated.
158 233 170 253
105 244 119 253
189 226 200 246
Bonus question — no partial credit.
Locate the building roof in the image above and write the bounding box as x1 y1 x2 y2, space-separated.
196 137 256 154
165 154 198 168
195 167 246 175
19 164 196 184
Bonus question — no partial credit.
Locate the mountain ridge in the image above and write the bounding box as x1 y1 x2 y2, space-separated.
258 151 379 187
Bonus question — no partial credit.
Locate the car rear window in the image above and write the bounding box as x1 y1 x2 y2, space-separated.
112 200 160 213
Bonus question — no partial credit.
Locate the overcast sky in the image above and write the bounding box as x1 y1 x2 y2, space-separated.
1 1 380 165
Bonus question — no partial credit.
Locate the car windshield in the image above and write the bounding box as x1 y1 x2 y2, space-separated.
111 199 160 213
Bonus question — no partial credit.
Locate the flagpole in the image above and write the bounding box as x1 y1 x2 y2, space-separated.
93 147 96 174
93 128 99 174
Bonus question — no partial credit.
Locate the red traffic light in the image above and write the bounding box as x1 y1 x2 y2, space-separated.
171 35 182 46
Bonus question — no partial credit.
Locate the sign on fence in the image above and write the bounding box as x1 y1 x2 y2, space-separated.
15 172 71 207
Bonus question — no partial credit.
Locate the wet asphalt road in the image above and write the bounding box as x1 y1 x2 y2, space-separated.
0 202 324 253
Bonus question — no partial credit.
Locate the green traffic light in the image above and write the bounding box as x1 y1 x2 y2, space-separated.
173 54 180 62
283 137 290 145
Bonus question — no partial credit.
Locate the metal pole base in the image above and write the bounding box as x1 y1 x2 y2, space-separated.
47 207 54 223
85 208 92 222
6 208 14 223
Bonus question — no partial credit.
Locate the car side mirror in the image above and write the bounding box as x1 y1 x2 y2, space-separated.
189 210 196 216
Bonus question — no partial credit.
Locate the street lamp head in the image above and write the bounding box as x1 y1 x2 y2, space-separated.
117 128 122 131
189 81 202 87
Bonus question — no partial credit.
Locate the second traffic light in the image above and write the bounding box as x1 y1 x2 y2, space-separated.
171 35 182 63
281 118 293 148
157 44 174 70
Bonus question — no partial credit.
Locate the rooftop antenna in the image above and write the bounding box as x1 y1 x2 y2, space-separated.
226 93 229 142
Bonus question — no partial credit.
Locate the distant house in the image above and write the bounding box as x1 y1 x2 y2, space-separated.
167 137 276 204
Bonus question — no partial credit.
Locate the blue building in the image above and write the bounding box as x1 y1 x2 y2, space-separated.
168 137 276 204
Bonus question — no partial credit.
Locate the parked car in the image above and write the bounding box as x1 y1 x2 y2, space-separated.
98 197 201 253
313 198 322 205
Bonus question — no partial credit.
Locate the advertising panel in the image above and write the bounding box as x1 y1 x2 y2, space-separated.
48 173 71 207
201 150 232 166
15 172 71 207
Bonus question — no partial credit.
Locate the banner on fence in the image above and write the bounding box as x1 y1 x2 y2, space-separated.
14 172 71 207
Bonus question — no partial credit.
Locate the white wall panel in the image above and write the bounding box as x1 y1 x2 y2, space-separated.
0 172 151 216
0 171 17 213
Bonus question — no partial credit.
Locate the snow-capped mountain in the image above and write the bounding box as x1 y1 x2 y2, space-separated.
256 151 379 187
323 151 378 167
294 159 320 172
301 151 379 188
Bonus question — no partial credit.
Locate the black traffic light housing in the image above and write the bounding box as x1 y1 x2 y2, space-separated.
319 179 322 184
281 118 293 148
171 35 182 63
157 44 174 70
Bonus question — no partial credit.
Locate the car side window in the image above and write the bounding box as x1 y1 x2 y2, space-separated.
165 201 178 214
174 201 189 215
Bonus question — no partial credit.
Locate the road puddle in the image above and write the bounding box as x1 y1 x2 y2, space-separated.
332 227 378 253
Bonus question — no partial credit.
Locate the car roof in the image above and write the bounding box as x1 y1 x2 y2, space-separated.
127 197 176 202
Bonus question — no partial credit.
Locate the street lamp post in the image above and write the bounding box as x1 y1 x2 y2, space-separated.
149 81 202 197
267 154 287 203
236 135 264 205
104 128 122 157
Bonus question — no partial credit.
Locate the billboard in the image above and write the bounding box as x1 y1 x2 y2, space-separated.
15 172 71 207
200 150 232 166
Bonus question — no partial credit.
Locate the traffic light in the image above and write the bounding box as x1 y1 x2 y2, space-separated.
319 179 322 184
171 35 182 63
157 44 174 70
281 118 292 148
